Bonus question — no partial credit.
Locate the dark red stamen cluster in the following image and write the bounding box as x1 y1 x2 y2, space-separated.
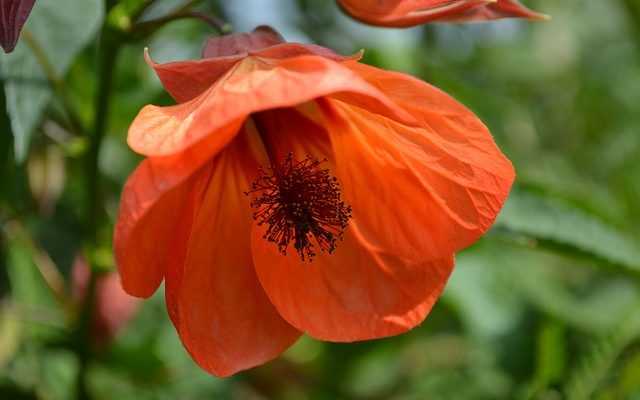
246 152 352 262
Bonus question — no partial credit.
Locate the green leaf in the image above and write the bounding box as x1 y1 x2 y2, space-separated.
5 235 64 340
618 349 640 397
451 237 639 335
565 309 640 400
443 242 525 339
39 350 78 400
523 320 567 399
0 0 104 161
496 190 640 273
0 311 22 370
341 346 404 398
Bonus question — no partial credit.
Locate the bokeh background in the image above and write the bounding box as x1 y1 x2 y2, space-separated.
1 0 640 399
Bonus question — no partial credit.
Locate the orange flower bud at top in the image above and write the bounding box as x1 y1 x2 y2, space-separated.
336 0 547 27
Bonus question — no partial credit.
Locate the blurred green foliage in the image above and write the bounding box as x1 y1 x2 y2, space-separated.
1 0 640 399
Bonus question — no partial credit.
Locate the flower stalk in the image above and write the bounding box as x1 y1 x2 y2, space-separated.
75 7 123 400
129 10 231 41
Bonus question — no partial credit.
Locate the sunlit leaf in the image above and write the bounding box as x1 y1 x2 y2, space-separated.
619 349 640 397
0 310 21 369
0 0 104 161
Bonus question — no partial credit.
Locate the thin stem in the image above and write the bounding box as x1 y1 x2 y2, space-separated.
21 30 84 136
130 10 231 40
84 36 119 247
1 300 67 327
172 0 205 13
2 220 71 314
75 13 122 400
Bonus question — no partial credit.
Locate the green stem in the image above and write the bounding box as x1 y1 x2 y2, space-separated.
21 30 85 136
75 17 122 400
85 34 119 246
130 10 230 40
2 220 71 314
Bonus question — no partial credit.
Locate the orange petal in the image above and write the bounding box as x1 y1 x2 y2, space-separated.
161 164 215 327
337 0 489 27
444 0 548 21
250 43 363 63
336 0 545 27
251 220 454 341
349 62 517 177
319 94 514 262
129 55 413 158
174 129 300 377
148 42 362 103
247 106 453 340
145 49 244 103
114 161 206 298
114 119 243 297
250 106 333 162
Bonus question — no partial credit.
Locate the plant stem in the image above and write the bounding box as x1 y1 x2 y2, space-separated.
1 220 71 313
84 34 119 247
75 16 122 400
130 10 231 40
21 30 85 137
172 0 205 13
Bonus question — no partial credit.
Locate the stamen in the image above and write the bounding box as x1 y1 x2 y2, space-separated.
245 152 352 262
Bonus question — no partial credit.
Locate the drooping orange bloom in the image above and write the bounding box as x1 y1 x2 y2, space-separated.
336 0 547 27
114 26 514 377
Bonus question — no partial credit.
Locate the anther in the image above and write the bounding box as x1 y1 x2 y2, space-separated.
246 152 352 262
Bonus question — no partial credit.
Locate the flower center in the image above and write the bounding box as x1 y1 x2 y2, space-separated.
246 152 352 262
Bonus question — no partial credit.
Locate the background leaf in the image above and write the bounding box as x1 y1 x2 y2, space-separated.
496 190 640 273
0 0 104 161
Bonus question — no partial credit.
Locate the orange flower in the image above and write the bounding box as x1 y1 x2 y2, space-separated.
114 26 514 377
336 0 547 27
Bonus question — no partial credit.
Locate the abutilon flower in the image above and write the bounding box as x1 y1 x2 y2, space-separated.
336 0 546 27
114 26 514 377
0 0 36 53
